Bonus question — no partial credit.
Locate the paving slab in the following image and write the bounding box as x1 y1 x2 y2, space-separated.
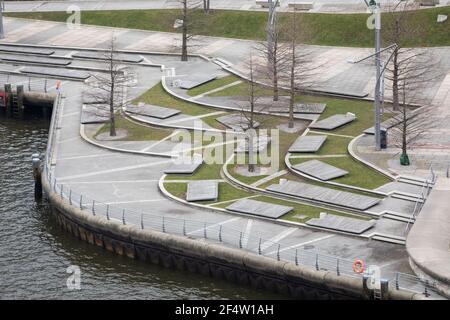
306 215 375 234
266 180 380 211
80 104 110 124
125 104 180 119
20 66 91 80
0 54 71 66
0 44 54 55
226 199 293 219
292 159 349 181
164 156 203 174
72 51 144 63
186 180 219 202
309 114 356 130
174 73 217 90
235 136 270 153
216 114 260 131
270 103 327 114
289 135 327 153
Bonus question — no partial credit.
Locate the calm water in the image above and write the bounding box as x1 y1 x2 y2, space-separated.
0 116 281 300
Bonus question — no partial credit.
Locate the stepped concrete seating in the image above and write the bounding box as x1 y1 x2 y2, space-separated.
292 159 348 181
125 104 180 119
216 114 260 131
174 74 217 90
0 55 71 66
306 215 375 234
20 66 90 80
226 198 293 219
164 156 203 174
270 103 326 114
289 135 327 153
266 180 380 210
235 136 271 153
186 180 219 202
309 114 356 130
0 45 54 55
80 104 110 124
72 51 143 63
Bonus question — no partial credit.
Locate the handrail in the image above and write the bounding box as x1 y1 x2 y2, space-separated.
41 92 437 298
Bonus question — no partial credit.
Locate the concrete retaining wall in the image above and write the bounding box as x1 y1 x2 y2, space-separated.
41 170 425 300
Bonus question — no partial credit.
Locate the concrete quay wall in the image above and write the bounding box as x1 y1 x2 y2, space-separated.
41 169 424 300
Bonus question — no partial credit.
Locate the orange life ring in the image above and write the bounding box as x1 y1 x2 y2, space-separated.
352 259 365 274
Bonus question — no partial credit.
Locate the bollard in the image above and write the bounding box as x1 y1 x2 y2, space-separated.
60 184 63 199
239 232 242 249
92 200 95 216
258 238 262 255
277 244 280 261
336 259 340 276
395 273 399 290
106 205 110 220
315 254 319 271
203 223 207 239
295 249 298 266
141 213 144 230
183 220 186 236
80 195 83 209
219 225 222 242
162 217 165 233
32 154 42 200
69 189 72 205
122 209 126 225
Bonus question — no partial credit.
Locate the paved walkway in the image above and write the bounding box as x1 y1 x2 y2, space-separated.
4 0 448 14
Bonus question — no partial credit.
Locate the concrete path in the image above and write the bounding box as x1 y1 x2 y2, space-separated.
4 0 448 14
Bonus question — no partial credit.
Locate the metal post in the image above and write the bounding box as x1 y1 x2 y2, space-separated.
162 216 165 233
337 259 340 276
395 273 399 290
106 205 110 220
258 238 262 255
183 220 186 236
92 200 95 215
374 3 382 151
0 1 4 40
315 254 319 271
60 184 63 199
277 244 280 261
219 225 222 242
122 209 125 225
141 213 144 229
295 249 298 266
239 232 242 249
69 189 72 205
203 222 207 239
79 195 83 209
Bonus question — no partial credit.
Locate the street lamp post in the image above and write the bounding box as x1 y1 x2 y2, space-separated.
267 0 279 65
368 0 382 151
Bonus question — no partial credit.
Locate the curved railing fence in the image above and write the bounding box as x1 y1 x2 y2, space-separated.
42 92 439 299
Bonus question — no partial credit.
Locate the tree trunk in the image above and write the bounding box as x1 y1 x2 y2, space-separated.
109 54 116 137
181 1 188 61
288 46 295 129
392 49 399 111
273 39 279 102
248 130 255 173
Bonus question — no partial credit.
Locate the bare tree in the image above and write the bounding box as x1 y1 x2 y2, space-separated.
389 80 436 165
281 10 316 129
382 0 433 111
85 37 132 136
256 14 289 102
174 0 203 61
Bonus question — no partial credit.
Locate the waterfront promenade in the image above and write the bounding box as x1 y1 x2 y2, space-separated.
1 17 449 298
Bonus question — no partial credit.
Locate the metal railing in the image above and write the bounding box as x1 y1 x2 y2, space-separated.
40 92 439 298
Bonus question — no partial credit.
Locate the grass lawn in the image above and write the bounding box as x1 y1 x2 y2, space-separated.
8 7 450 47
306 133 352 155
164 182 253 204
134 82 214 116
94 115 171 141
187 75 241 97
165 163 224 180
289 156 391 189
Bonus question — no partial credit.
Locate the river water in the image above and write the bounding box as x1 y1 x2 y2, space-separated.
0 117 281 300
